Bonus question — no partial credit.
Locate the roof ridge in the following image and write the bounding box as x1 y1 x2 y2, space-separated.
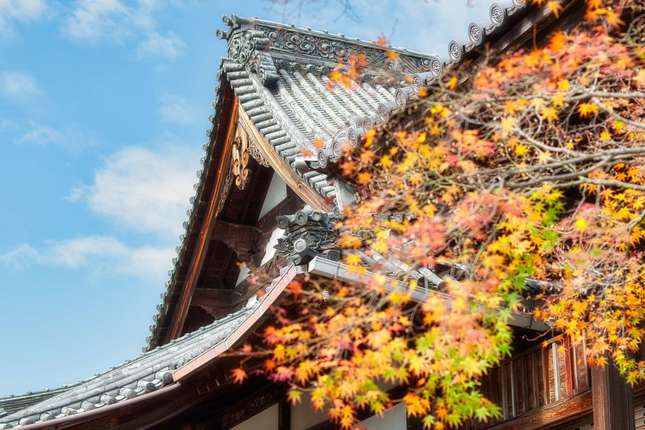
219 15 438 60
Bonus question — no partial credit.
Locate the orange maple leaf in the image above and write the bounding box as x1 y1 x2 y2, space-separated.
231 368 247 384
288 280 303 296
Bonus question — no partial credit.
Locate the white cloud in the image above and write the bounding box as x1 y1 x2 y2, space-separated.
137 31 184 60
17 125 63 145
64 0 184 60
0 70 40 100
63 0 129 42
69 145 199 238
0 243 39 269
158 94 196 125
0 237 173 281
0 0 47 37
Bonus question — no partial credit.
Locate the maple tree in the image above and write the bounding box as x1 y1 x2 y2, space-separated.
232 1 645 428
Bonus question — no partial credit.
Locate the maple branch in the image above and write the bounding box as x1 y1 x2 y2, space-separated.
628 209 645 231
506 156 613 189
593 98 645 130
557 178 645 191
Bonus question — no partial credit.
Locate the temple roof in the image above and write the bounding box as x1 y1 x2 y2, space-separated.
0 309 249 429
146 2 529 349
0 388 75 419
0 264 303 429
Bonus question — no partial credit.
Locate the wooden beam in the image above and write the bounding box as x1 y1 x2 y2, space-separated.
211 220 264 263
591 362 635 430
190 288 238 320
487 392 592 430
307 256 549 331
173 264 299 381
165 97 240 342
237 105 332 212
191 288 233 308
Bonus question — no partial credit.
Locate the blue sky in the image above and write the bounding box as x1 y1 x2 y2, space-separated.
0 0 496 396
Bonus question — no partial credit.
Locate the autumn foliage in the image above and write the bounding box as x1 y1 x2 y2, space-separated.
233 1 645 428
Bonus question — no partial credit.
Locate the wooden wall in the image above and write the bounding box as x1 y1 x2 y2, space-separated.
462 336 590 429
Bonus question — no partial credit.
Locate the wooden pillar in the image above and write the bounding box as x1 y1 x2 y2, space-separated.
279 398 291 430
591 362 635 430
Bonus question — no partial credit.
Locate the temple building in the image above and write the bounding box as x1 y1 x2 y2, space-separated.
1 1 643 429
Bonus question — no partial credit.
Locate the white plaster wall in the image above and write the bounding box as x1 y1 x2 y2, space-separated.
235 264 251 287
231 403 279 430
261 227 284 266
259 172 287 219
357 403 407 430
291 400 406 430
290 393 328 430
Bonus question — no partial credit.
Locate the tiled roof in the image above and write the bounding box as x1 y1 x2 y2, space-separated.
0 307 253 429
0 388 75 418
145 2 527 348
1 264 301 429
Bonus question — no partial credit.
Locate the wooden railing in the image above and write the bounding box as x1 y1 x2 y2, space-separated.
462 336 590 429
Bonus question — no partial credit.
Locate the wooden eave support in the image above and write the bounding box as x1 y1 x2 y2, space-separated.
237 105 332 212
307 256 549 331
190 288 237 319
485 392 592 430
211 220 265 263
591 362 636 430
173 264 300 382
165 97 240 343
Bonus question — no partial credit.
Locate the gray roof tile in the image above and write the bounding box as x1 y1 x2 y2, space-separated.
0 306 254 429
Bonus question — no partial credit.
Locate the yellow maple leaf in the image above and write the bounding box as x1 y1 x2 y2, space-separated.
575 217 588 232
380 155 393 168
501 116 515 137
557 79 570 91
613 119 625 133
541 107 558 122
364 128 376 148
552 94 565 108
446 75 458 90
547 1 563 17
515 144 529 157
605 9 624 27
345 254 362 265
578 102 598 118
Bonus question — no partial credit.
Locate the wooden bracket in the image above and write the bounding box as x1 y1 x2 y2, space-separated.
237 105 332 212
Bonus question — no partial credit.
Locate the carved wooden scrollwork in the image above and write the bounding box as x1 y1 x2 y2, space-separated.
248 140 270 168
232 127 250 190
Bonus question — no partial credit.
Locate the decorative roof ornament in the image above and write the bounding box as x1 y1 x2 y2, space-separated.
275 208 340 265
490 3 506 26
468 23 484 45
218 14 441 86
448 39 464 62
445 1 526 66
231 127 251 190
